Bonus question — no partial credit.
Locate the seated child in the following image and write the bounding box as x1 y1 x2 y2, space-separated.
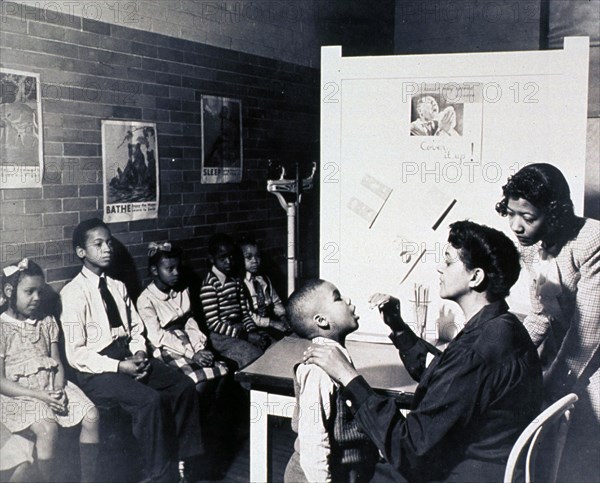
284 279 379 483
137 241 229 392
0 259 99 483
59 219 203 483
199 233 269 370
239 237 290 341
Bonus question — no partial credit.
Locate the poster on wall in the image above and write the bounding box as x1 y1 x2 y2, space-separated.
101 120 159 223
0 69 43 189
201 95 243 184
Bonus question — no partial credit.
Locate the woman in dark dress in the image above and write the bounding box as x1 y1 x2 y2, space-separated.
303 220 543 483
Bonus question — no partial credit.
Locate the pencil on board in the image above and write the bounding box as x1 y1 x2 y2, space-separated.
432 199 457 231
400 249 426 285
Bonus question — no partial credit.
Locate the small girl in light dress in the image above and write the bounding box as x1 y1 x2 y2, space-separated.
0 259 99 483
136 242 229 393
137 242 230 478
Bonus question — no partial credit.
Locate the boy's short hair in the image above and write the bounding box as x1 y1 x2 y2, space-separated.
72 218 110 251
286 279 327 339
208 233 234 256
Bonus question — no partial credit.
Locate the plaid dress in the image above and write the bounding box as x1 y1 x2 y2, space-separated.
521 217 600 418
136 283 228 384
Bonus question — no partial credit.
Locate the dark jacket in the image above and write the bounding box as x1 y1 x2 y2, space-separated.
341 300 543 482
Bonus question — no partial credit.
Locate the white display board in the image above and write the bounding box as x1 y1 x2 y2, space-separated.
320 38 589 342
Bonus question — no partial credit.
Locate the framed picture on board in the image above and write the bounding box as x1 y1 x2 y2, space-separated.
0 68 43 189
201 95 243 184
101 120 159 223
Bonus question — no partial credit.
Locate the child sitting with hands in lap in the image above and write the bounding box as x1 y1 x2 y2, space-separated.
59 218 203 483
136 241 229 393
200 233 268 370
239 237 290 341
284 279 378 483
0 259 99 483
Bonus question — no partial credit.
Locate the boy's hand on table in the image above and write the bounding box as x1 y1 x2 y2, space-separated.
368 293 409 333
193 350 214 367
303 345 359 387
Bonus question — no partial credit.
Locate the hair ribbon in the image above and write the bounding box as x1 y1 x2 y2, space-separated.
2 258 29 277
148 242 172 257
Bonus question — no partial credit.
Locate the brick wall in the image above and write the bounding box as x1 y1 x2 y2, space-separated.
6 0 323 67
0 3 320 298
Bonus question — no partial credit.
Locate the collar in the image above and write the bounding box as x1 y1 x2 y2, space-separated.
211 266 232 284
245 272 263 282
146 282 178 301
81 265 102 286
1 311 37 326
461 299 510 334
312 336 352 363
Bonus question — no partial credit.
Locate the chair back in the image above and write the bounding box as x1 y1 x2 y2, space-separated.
504 393 578 483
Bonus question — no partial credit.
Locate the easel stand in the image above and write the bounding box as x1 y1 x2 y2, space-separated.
267 162 316 295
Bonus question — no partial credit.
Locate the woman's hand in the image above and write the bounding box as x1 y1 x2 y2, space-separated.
302 344 359 387
368 293 408 332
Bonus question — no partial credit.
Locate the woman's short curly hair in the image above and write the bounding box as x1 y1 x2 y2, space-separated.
495 163 575 238
448 220 521 302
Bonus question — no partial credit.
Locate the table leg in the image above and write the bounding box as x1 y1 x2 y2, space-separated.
250 389 269 482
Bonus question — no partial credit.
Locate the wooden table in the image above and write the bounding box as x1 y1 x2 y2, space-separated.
235 336 418 482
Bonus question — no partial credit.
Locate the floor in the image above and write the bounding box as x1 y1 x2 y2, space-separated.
196 417 296 483
195 416 400 483
0 414 402 483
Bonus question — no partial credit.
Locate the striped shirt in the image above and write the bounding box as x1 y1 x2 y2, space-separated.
200 266 257 338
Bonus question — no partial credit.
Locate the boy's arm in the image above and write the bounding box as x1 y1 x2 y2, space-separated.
268 279 287 319
121 286 148 357
59 288 120 373
238 282 258 333
296 363 335 483
200 278 240 337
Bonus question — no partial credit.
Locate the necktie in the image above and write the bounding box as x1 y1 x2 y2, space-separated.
252 277 267 317
98 277 123 328
426 121 436 135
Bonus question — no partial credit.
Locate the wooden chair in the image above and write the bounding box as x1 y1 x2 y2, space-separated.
504 393 578 483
